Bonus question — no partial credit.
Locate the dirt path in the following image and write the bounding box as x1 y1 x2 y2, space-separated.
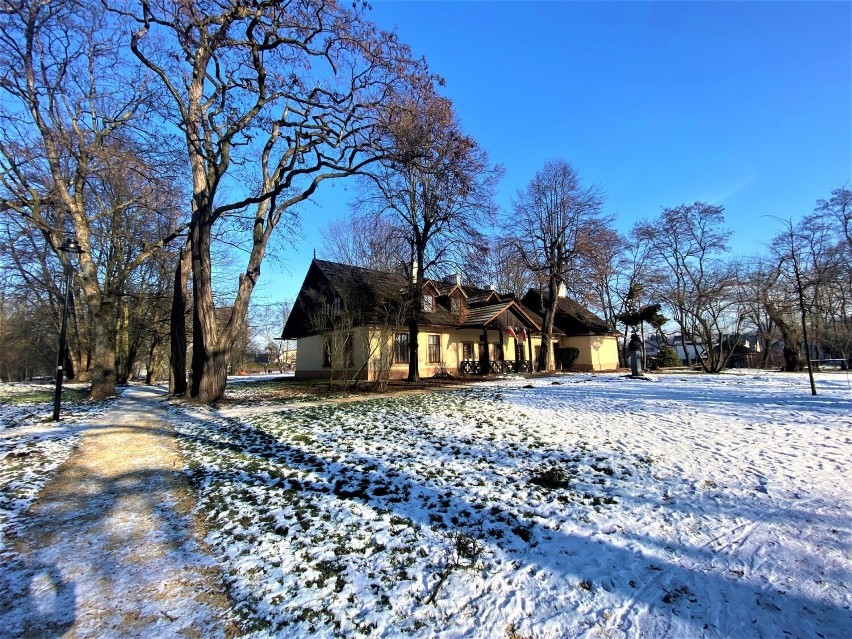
0 386 240 639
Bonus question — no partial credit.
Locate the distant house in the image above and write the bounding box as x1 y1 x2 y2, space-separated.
640 334 706 366
719 334 763 369
670 335 708 365
281 259 620 380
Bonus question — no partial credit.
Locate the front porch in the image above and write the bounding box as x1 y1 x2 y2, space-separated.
459 359 535 375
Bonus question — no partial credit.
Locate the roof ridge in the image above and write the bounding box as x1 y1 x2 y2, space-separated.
313 258 400 279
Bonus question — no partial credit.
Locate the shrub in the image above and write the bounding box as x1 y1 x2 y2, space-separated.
555 347 580 370
657 344 681 368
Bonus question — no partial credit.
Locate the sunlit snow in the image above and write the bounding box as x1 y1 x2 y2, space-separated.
170 371 851 638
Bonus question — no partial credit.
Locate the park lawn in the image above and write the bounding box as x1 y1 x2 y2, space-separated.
173 371 852 638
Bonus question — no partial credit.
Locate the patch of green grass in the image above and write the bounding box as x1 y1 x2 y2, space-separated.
0 388 88 405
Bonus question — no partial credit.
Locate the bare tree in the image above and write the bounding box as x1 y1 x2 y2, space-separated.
361 87 500 381
480 236 535 297
765 192 852 384
303 288 355 390
816 187 852 251
0 0 186 399
253 299 294 372
511 159 604 372
633 202 736 372
735 256 781 368
577 220 625 317
321 215 408 273
121 0 431 402
802 195 852 368
0 268 57 381
770 218 818 393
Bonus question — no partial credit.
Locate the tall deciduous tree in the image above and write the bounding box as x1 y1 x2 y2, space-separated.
321 215 408 273
770 218 818 393
766 189 852 380
362 87 500 381
634 202 738 372
481 236 535 298
735 256 781 368
0 0 186 399
512 159 603 372
123 0 431 402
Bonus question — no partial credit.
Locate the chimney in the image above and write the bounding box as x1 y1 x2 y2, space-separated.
455 273 461 286
558 282 568 298
489 283 496 291
411 261 418 283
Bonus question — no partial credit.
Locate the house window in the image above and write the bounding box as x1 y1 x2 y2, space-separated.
462 342 475 360
394 333 409 364
428 334 441 363
423 295 434 312
451 297 461 315
322 338 331 367
491 342 502 361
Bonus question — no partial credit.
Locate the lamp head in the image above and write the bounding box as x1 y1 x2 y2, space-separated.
59 237 84 255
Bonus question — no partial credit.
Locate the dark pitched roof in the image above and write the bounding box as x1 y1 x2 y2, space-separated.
283 259 462 338
521 290 614 336
282 260 405 338
431 280 464 297
283 260 593 339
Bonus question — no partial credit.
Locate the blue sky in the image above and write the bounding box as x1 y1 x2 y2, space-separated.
255 1 851 306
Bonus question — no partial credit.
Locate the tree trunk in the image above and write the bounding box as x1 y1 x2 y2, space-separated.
87 299 117 400
115 303 133 384
765 301 804 372
407 258 423 382
189 220 229 402
677 318 693 367
169 243 191 395
63 349 76 381
537 278 559 372
193 345 229 404
188 215 260 403
145 335 160 385
407 316 420 382
759 341 772 368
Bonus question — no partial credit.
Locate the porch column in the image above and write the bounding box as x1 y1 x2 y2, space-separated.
527 332 534 371
480 328 489 375
499 325 505 372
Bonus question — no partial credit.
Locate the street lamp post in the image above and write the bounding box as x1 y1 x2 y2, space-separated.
53 237 84 421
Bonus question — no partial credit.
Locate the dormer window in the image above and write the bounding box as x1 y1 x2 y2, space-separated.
423 295 434 312
451 297 461 315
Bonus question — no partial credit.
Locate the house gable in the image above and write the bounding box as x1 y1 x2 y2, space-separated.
282 259 410 339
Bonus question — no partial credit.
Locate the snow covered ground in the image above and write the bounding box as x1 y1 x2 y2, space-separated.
0 383 116 558
171 371 852 638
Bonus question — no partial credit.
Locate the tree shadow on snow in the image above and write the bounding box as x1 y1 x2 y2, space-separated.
0 392 236 639
177 406 852 638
